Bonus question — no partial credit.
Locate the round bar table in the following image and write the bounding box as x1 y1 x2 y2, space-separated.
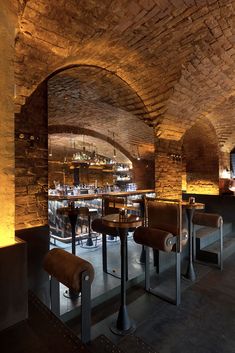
182 201 205 281
57 206 80 256
102 213 142 335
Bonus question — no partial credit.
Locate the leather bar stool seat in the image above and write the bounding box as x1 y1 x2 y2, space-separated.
44 248 94 293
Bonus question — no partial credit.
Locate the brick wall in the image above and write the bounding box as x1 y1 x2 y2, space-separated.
0 1 16 242
155 138 183 200
15 82 48 229
183 120 219 195
186 173 219 195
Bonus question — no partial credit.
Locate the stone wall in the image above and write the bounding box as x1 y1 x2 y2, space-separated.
15 82 48 229
0 1 16 243
155 138 183 200
186 173 219 195
183 120 219 195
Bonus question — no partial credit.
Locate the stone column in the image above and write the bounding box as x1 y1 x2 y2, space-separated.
0 1 17 245
155 137 183 200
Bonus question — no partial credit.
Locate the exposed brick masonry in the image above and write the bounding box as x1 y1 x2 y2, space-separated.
155 138 183 200
14 1 235 153
0 0 17 241
15 82 48 229
183 119 219 195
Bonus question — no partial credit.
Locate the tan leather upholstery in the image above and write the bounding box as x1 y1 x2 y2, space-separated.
147 200 180 235
147 200 188 244
91 218 118 236
193 212 223 228
134 226 174 252
43 248 94 292
134 199 188 252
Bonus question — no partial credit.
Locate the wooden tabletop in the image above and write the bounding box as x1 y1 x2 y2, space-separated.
102 213 143 229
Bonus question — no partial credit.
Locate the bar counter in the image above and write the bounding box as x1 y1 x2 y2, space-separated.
48 189 155 201
48 189 155 242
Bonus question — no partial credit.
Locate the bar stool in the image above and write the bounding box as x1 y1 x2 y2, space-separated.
192 212 223 270
133 198 188 306
91 196 126 276
43 248 94 343
78 207 99 248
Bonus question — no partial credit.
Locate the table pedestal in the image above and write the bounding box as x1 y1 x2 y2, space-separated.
81 210 99 248
68 213 78 256
66 213 80 299
110 228 135 335
184 207 197 281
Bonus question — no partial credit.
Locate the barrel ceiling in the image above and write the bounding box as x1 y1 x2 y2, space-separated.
15 0 235 153
47 67 154 160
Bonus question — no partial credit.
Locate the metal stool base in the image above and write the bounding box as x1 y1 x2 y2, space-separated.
110 320 136 336
63 289 80 300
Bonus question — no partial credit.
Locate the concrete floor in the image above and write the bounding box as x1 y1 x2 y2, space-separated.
66 243 235 353
50 233 148 318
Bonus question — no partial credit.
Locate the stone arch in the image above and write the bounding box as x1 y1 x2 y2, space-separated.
15 63 154 229
182 119 220 195
15 60 151 123
46 64 151 121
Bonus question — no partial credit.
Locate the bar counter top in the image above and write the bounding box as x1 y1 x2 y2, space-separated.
48 189 155 201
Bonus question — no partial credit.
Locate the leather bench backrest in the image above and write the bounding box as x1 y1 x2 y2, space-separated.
147 200 180 236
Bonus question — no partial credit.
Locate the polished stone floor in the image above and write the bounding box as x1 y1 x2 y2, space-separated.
50 233 148 318
67 251 235 353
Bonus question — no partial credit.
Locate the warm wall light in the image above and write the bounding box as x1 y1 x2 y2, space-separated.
0 225 16 248
186 183 219 195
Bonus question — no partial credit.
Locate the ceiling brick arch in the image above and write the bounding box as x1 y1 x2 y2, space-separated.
14 0 235 150
47 64 151 123
47 65 155 160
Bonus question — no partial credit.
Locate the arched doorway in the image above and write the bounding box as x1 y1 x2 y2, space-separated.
15 65 155 230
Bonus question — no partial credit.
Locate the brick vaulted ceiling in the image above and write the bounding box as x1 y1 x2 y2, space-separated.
15 0 235 154
47 66 154 160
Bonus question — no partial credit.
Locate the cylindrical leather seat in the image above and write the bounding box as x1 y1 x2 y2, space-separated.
43 248 94 293
134 226 174 252
193 212 223 228
91 218 118 236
